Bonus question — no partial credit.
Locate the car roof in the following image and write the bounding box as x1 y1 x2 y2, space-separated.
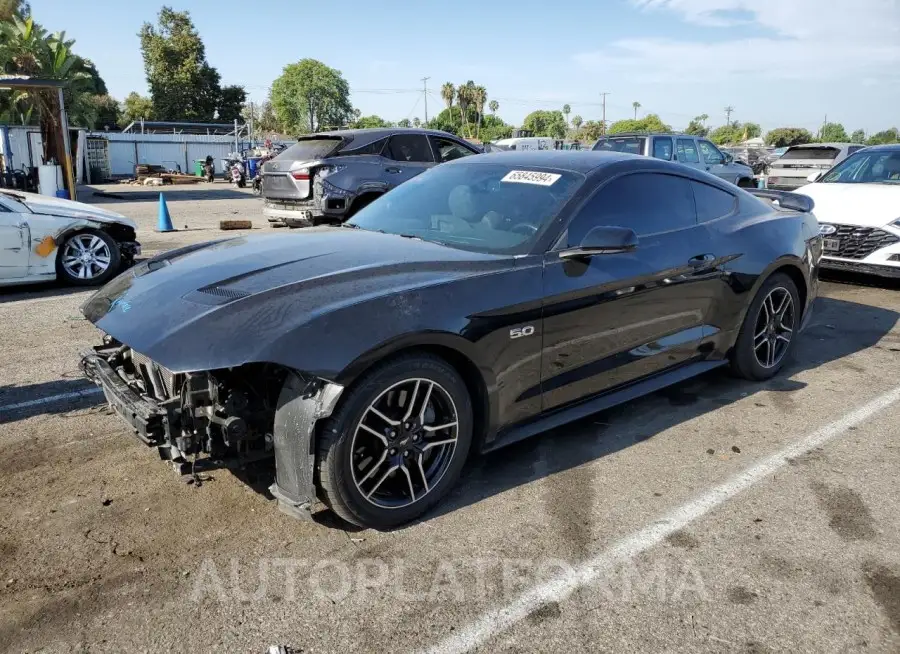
306 127 457 139
597 132 686 138
786 142 864 149
854 143 900 152
447 150 640 172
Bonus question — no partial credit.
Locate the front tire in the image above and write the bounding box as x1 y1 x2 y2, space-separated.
56 228 121 286
316 354 473 529
731 272 800 380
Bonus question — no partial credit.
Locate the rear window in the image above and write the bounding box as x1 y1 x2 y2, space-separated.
273 138 342 162
781 147 840 160
592 137 646 155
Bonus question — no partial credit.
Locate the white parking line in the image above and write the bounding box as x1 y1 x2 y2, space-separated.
420 384 900 654
0 387 102 414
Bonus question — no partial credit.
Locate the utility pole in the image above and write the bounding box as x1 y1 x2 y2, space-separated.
600 92 610 133
421 77 431 123
820 114 827 140
724 106 734 126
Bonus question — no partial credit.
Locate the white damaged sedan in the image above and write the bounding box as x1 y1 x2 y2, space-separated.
795 144 900 279
0 190 139 287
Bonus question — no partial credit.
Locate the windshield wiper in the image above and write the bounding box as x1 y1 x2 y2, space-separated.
341 223 362 229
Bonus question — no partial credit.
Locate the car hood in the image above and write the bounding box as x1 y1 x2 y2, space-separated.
81 228 512 372
794 183 900 227
5 190 136 228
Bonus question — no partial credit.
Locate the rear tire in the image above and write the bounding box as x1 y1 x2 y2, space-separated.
730 272 800 381
344 193 380 221
316 354 473 529
737 177 755 188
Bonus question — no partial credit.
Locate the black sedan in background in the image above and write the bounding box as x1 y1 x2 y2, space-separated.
81 151 822 529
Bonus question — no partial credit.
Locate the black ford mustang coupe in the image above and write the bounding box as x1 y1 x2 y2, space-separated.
81 151 821 529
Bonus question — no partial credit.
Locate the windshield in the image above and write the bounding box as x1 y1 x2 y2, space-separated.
273 137 342 162
781 146 840 161
592 136 646 154
347 163 582 254
820 150 900 184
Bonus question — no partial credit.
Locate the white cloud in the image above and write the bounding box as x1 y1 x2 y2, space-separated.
574 0 900 83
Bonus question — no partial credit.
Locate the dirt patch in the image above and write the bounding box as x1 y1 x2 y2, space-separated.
864 564 900 634
727 585 759 605
666 530 700 550
810 481 877 541
528 600 562 623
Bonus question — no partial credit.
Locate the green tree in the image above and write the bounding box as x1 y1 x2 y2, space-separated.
90 95 120 129
473 85 487 137
271 58 352 134
685 118 708 137
441 82 455 122
765 127 814 147
850 129 866 143
522 109 567 138
119 91 154 126
562 103 571 126
0 0 29 21
0 16 97 164
396 118 410 128
412 117 421 128
607 113 670 135
571 114 583 131
139 7 222 120
456 81 475 136
427 106 511 141
632 101 641 119
866 128 899 145
819 122 848 142
489 99 498 115
580 120 604 141
354 115 388 129
216 84 246 122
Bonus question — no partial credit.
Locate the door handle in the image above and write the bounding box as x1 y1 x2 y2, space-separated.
385 167 402 174
705 165 711 171
688 254 716 268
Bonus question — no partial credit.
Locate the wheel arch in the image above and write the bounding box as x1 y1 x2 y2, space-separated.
335 333 495 447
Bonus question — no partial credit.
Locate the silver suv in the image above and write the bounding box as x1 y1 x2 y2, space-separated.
593 133 756 187
261 128 481 227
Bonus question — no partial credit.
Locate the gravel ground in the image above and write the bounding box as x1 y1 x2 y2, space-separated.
1 185 899 653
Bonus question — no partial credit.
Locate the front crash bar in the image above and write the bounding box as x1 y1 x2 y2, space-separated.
270 373 344 521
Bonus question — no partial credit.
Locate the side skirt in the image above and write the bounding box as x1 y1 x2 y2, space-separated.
483 359 727 453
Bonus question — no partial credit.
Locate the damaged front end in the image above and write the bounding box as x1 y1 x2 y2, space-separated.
80 337 343 519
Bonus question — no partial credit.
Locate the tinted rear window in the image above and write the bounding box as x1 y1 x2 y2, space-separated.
781 147 840 160
273 138 342 162
593 137 646 155
692 181 736 222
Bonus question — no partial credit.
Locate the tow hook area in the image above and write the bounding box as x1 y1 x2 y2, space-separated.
270 374 344 521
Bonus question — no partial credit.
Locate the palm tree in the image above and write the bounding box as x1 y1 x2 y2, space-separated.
473 86 487 138
632 101 641 119
572 115 583 131
0 17 93 170
563 103 571 126
489 99 498 116
440 82 455 122
412 117 421 128
457 82 472 136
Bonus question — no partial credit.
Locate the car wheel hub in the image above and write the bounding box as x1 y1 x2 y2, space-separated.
752 286 795 369
62 234 112 280
350 378 459 510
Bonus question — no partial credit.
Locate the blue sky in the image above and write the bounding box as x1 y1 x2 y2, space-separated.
29 0 900 134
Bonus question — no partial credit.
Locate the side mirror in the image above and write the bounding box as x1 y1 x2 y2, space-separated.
559 225 638 259
723 153 734 164
807 171 822 182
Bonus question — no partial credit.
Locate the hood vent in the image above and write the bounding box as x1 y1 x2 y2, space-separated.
183 284 252 306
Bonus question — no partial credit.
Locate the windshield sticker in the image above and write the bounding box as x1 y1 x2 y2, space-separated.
501 170 561 186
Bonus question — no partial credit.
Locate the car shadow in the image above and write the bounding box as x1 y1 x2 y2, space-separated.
0 378 101 424
820 268 900 291
0 284 93 305
84 185 256 203
413 294 898 528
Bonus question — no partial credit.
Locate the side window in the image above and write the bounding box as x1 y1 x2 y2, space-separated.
698 140 724 164
676 138 700 164
847 146 864 155
385 134 434 163
652 137 673 161
430 137 476 163
692 181 736 223
566 173 696 246
339 137 387 156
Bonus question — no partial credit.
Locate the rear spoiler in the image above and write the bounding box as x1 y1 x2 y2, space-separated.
747 189 814 213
